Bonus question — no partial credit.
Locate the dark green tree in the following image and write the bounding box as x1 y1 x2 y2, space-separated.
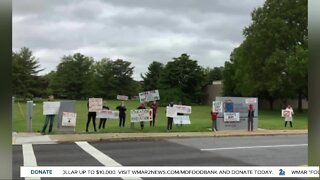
141 61 164 91
12 47 44 98
223 0 307 110
159 53 205 104
51 53 94 99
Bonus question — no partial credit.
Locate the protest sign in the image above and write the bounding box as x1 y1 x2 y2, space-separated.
139 90 160 102
130 109 153 122
61 112 77 127
43 102 60 115
173 105 192 114
212 101 223 113
281 110 292 118
97 110 119 119
166 106 177 117
88 98 103 112
173 115 191 124
117 95 128 101
245 98 257 104
224 112 240 122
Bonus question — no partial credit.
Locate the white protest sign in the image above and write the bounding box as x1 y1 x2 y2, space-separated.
139 90 160 103
117 95 128 101
281 110 292 118
173 105 192 114
173 115 191 124
130 109 153 122
43 102 61 115
88 98 103 112
166 106 177 117
97 110 119 119
224 112 240 122
61 112 77 127
245 98 257 104
212 101 223 113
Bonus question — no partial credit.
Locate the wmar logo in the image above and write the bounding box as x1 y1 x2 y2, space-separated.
279 169 286 176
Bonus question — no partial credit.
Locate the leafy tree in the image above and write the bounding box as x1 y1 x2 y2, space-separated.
203 66 224 85
51 53 94 99
94 58 136 99
159 53 204 104
12 47 43 98
223 0 307 110
141 61 164 91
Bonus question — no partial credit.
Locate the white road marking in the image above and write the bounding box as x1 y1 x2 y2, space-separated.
76 141 142 180
201 144 308 151
22 144 41 180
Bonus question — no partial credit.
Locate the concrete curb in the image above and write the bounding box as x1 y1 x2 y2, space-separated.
12 130 308 144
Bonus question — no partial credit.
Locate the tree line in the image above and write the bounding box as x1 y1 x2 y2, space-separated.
12 48 223 104
223 0 307 111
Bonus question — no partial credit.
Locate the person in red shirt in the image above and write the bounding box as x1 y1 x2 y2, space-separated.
148 101 157 127
210 111 218 132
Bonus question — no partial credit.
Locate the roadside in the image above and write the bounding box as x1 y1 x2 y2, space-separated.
12 129 308 145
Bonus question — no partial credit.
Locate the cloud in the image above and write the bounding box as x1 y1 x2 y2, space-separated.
12 0 265 80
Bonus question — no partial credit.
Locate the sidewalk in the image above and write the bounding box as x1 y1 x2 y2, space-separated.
12 129 308 145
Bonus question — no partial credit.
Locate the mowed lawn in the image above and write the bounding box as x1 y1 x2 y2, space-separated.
12 100 308 133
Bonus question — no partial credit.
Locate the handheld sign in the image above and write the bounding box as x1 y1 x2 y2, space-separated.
166 106 177 117
245 98 257 104
88 98 103 112
97 110 119 119
212 101 223 113
173 105 192 114
130 109 153 122
173 115 191 124
281 110 292 118
139 90 160 102
43 102 60 115
117 95 128 101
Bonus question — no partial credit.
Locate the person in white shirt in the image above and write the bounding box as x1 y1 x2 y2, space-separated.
284 104 294 127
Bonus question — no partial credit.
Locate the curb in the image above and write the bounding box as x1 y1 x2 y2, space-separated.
12 130 308 144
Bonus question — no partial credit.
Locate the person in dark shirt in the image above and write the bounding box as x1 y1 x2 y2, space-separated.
137 102 146 130
148 101 158 127
99 102 110 130
86 98 97 132
248 104 254 132
116 101 127 128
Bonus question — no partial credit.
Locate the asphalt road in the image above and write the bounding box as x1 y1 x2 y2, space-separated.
13 135 307 180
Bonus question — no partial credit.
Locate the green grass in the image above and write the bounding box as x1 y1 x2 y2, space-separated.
12 100 308 133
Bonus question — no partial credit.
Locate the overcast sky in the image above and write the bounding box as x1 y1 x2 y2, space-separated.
13 0 265 80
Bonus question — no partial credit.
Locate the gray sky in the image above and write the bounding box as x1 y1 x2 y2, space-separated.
13 0 265 80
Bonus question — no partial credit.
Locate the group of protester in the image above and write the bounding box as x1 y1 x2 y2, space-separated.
86 100 158 132
40 95 295 134
210 104 294 132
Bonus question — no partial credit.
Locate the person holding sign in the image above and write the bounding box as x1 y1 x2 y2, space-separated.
86 98 98 132
210 111 218 132
284 104 294 127
137 102 146 130
99 102 110 130
116 101 127 128
148 101 157 127
248 104 254 131
167 102 174 131
41 95 56 135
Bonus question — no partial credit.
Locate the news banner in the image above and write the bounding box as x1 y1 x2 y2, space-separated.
21 166 319 178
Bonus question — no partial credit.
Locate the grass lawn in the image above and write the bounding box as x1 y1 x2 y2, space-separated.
12 100 308 133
